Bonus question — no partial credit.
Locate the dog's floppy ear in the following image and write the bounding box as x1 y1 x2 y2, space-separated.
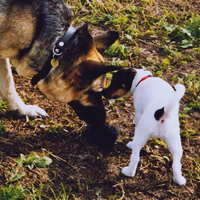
79 60 121 81
93 31 119 54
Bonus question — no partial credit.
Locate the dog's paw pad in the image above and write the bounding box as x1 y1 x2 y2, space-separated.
122 167 134 177
126 141 133 149
173 176 186 185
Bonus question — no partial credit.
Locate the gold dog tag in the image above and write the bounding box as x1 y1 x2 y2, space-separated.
51 58 59 68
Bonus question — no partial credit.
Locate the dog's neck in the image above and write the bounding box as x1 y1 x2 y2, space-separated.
31 25 76 86
130 69 153 93
136 74 153 87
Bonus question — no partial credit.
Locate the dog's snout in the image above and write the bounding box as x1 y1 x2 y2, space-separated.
102 89 118 100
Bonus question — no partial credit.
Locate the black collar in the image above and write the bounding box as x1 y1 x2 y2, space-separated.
31 25 76 86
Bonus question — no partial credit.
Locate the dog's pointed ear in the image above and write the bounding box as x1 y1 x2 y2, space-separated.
93 31 119 54
80 23 89 33
77 23 89 32
80 61 121 81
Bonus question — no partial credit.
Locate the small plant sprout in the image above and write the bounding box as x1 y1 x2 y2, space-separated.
17 152 52 170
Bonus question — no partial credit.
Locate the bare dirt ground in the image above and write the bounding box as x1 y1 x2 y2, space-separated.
0 1 200 199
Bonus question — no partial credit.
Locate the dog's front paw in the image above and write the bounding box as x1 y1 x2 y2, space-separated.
82 124 118 148
16 105 49 118
173 176 186 186
122 166 135 177
126 141 133 149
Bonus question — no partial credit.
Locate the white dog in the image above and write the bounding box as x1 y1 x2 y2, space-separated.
103 68 186 185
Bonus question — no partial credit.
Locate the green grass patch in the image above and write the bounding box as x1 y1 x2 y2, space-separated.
164 14 200 48
0 185 26 200
104 41 130 59
17 152 52 170
0 100 8 112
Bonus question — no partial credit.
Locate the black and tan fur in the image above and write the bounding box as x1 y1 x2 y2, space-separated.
0 0 120 146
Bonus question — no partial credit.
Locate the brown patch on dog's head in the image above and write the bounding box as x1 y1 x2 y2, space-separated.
103 68 137 99
38 23 120 106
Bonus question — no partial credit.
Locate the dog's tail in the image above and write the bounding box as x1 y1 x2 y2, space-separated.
154 84 185 122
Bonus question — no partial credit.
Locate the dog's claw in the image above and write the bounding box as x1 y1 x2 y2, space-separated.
46 114 50 118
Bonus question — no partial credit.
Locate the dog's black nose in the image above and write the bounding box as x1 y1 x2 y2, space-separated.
102 88 110 99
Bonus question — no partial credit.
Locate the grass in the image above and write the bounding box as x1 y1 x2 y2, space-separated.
0 185 26 200
50 183 71 200
0 184 71 200
0 100 8 112
0 121 6 134
17 152 52 170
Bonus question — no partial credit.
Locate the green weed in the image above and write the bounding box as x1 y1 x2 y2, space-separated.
185 70 199 88
45 121 65 134
87 176 97 185
189 96 200 109
51 183 71 200
188 157 200 181
158 58 171 70
28 185 44 200
104 41 130 59
17 152 52 170
0 185 26 200
165 14 200 48
6 169 26 182
171 70 200 110
154 139 167 149
0 100 8 112
0 121 6 134
181 129 196 139
184 71 200 109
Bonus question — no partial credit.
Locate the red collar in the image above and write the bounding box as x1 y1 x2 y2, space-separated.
136 74 153 87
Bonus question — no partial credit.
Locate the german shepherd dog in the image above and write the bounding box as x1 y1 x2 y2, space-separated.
0 0 120 147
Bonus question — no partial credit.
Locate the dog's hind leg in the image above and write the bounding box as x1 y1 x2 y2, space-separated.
122 125 149 177
165 136 186 185
163 118 186 185
0 58 49 118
